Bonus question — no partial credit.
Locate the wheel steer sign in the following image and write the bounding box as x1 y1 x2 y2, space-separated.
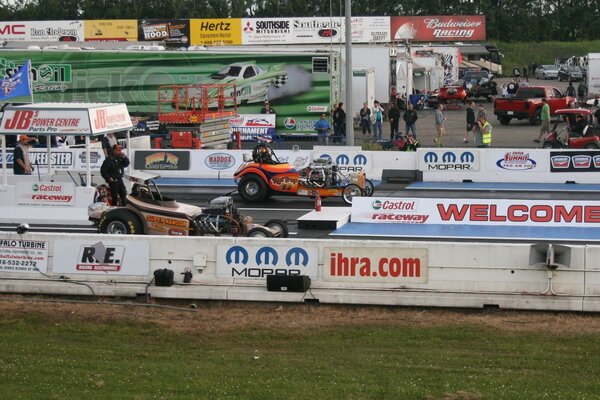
0 237 48 274
217 244 318 279
53 239 149 275
323 246 428 284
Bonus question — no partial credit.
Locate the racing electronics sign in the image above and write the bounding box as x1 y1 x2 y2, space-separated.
53 239 150 275
352 197 600 227
391 16 486 42
550 151 600 172
217 244 318 279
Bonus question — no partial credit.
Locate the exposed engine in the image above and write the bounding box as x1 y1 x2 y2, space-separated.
299 158 339 188
193 196 246 235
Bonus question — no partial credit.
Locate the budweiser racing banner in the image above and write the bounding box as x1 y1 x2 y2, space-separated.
391 16 486 42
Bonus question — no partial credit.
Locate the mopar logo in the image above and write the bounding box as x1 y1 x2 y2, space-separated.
372 200 383 210
442 152 457 163
354 154 367 165
226 246 249 265
256 246 278 266
424 152 439 163
319 154 332 161
226 246 309 267
336 154 350 165
460 152 475 163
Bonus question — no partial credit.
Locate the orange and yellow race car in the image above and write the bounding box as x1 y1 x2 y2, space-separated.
233 144 373 205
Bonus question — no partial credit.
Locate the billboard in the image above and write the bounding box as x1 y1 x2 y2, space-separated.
0 20 83 41
0 49 335 134
138 19 190 45
241 17 389 45
84 20 138 41
391 16 486 42
190 19 242 46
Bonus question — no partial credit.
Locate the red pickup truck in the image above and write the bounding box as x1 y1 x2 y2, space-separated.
493 86 575 126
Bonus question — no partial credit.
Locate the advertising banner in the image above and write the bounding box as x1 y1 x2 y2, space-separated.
229 114 276 141
241 17 389 45
216 244 318 279
17 181 76 207
134 150 190 171
0 148 104 172
313 149 372 175
352 197 600 227
0 237 48 274
550 151 600 172
391 16 486 42
486 150 545 172
0 20 83 42
190 18 242 46
53 239 150 275
84 20 138 41
0 51 332 135
138 19 190 45
323 246 428 283
418 148 480 172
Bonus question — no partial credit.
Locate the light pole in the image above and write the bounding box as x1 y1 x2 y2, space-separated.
344 0 353 146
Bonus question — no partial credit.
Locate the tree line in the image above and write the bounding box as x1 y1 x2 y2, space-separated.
1 0 599 42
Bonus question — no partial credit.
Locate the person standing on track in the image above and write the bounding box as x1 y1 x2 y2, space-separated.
535 98 551 143
100 144 130 206
403 102 418 139
434 103 445 147
464 101 475 143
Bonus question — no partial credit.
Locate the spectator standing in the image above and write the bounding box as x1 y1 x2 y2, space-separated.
535 98 551 143
388 102 401 140
100 144 130 206
464 101 475 143
433 103 445 147
372 100 384 140
13 135 36 175
332 102 346 144
359 102 372 138
566 81 576 97
577 82 588 103
522 66 528 79
314 113 331 145
101 131 118 157
260 101 276 114
474 114 492 148
402 102 418 139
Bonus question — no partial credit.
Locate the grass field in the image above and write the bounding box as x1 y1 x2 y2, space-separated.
496 40 600 73
2 299 600 400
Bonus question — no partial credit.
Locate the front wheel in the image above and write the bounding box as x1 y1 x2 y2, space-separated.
264 219 289 238
585 143 599 149
238 174 268 202
542 142 555 149
342 184 363 205
363 179 375 197
247 227 274 238
98 209 143 235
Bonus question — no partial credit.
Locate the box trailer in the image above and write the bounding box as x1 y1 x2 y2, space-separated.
587 53 600 95
0 45 340 137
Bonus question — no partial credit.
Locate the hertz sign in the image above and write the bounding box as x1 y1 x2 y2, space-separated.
190 18 242 45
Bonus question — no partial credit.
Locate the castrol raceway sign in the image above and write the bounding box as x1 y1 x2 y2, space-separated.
352 197 600 227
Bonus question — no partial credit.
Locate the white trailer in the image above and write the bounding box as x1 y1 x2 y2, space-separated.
587 53 600 95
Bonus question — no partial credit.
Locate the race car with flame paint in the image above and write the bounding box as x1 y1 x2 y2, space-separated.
233 144 372 205
89 173 287 238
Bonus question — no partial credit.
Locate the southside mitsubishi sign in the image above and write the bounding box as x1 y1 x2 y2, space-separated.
391 16 485 42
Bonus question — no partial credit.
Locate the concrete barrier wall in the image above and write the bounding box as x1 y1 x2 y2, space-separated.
1 231 597 312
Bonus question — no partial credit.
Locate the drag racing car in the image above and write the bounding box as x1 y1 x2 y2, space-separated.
89 173 288 238
206 62 288 104
234 144 373 205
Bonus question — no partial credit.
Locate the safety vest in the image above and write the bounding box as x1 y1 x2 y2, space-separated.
482 121 492 144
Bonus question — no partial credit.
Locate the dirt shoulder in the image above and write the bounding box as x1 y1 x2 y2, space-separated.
1 296 597 336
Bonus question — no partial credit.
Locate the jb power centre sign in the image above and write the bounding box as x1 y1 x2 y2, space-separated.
352 197 600 227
